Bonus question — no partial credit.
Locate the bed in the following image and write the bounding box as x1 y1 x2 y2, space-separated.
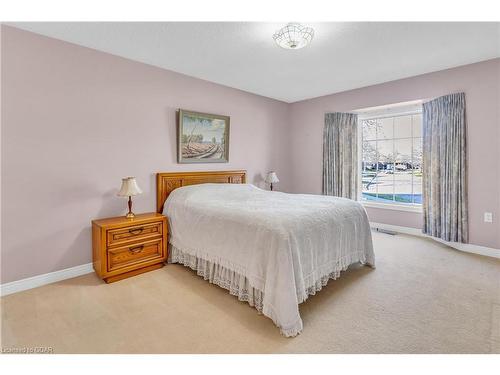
157 170 375 337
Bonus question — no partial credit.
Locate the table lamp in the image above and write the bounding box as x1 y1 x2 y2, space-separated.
117 177 143 218
265 171 279 191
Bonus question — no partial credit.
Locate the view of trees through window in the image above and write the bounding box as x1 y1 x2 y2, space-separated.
361 113 422 205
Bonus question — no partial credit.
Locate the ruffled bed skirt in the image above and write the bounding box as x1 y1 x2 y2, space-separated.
168 243 374 337
169 244 264 313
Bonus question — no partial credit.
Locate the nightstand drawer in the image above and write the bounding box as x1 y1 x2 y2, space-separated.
107 221 163 247
107 238 164 272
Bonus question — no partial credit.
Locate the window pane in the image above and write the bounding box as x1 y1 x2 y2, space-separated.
412 139 423 204
395 138 412 164
362 141 377 200
394 177 413 204
412 113 423 137
412 179 422 204
394 115 412 138
412 138 423 172
362 174 378 201
394 139 413 204
362 141 377 165
377 139 393 165
362 119 377 140
376 140 394 202
377 118 393 140
376 170 395 203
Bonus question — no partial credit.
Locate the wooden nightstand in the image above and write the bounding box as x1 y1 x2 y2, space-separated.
92 212 168 283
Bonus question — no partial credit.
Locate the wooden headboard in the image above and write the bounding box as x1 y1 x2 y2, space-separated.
156 170 247 213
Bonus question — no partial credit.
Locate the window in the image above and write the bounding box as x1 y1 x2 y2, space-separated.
360 112 422 206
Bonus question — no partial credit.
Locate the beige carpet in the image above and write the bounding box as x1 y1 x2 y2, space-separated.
1 232 500 353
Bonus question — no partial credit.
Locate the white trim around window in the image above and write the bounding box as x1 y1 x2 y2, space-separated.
358 109 422 121
357 103 423 211
362 200 422 213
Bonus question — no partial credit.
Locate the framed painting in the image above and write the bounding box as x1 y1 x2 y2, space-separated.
177 109 230 164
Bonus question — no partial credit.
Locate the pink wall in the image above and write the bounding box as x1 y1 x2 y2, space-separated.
288 58 500 250
0 26 291 283
2 26 499 284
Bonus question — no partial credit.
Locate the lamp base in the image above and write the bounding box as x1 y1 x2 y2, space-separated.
126 196 135 219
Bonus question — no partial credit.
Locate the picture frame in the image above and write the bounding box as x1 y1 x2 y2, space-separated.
177 109 230 164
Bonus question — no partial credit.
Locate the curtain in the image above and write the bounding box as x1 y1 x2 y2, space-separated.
422 92 468 243
322 112 358 199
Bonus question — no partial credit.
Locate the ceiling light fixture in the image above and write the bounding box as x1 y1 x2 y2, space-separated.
273 23 314 50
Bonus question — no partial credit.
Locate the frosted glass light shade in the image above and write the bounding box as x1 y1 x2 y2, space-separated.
273 23 314 50
265 172 279 184
117 177 143 197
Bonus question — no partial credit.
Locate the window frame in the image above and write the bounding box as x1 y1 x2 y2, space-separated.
357 108 423 213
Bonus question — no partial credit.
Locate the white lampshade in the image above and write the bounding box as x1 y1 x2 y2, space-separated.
265 171 279 184
117 177 143 197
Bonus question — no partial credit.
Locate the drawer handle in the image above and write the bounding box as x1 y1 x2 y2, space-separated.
129 245 144 254
128 227 144 235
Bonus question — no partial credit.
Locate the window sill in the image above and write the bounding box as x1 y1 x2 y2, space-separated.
361 201 423 213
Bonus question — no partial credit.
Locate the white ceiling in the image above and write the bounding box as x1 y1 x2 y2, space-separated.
9 22 500 103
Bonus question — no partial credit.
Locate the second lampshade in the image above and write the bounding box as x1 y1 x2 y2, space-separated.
265 171 279 191
117 177 143 218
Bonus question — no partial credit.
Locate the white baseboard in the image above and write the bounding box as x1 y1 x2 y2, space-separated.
370 222 500 259
1 262 94 297
2 223 499 297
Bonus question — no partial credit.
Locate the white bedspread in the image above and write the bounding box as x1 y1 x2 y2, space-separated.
164 183 375 336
